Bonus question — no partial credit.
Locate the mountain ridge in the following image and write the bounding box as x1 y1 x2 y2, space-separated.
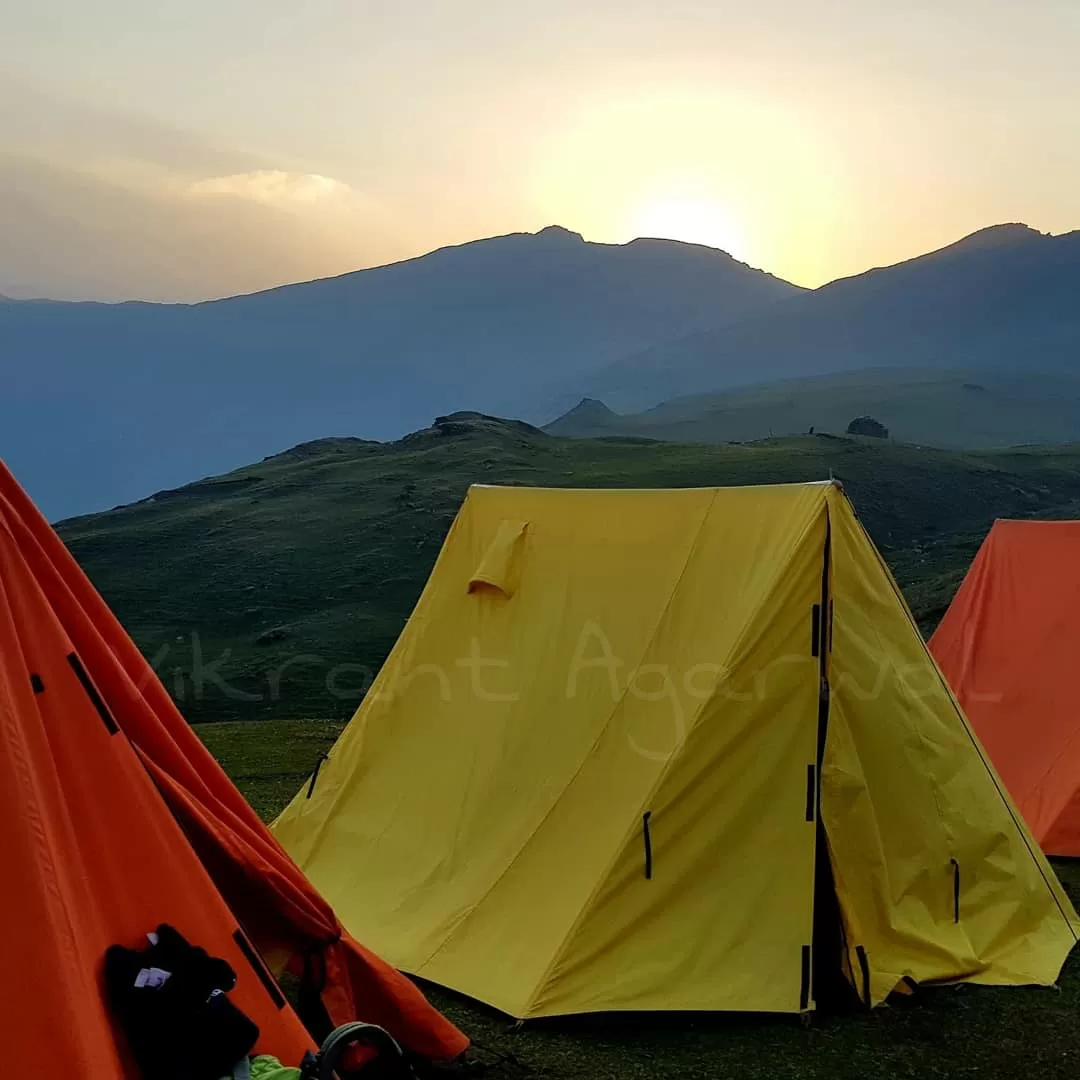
0 226 798 519
5 220 1079 519
576 223 1080 410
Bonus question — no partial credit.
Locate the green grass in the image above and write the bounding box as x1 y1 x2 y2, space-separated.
59 414 1080 723
203 717 1080 1080
195 718 345 820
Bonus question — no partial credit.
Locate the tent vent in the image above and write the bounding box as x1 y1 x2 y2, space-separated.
468 520 529 598
855 945 871 1006
799 944 811 1011
950 859 960 923
232 929 286 1009
30 673 44 694
67 652 118 735
805 765 816 822
811 604 821 657
642 811 653 880
306 754 328 799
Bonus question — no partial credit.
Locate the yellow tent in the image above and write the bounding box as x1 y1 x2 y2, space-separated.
274 482 1078 1018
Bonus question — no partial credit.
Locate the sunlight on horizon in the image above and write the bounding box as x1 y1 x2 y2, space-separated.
530 86 845 287
624 186 749 260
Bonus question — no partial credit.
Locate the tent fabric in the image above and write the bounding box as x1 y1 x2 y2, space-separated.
274 482 1078 1019
0 480 312 1075
467 519 528 597
0 461 468 1071
929 519 1080 857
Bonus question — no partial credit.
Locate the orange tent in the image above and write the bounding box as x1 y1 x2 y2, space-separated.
929 519 1080 857
0 460 467 1076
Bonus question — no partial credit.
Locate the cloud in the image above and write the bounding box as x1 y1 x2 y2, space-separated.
187 169 355 207
0 79 407 301
0 153 403 302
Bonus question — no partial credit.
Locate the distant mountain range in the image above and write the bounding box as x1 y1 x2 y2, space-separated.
3 220 1079 519
0 226 795 518
546 368 1080 449
575 224 1080 410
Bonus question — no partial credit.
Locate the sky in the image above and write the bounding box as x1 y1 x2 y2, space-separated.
1 0 1078 301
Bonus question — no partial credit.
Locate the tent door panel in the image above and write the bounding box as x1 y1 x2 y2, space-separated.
808 507 858 1009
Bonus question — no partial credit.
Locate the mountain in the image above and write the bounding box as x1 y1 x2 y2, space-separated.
0 226 798 519
545 397 623 436
57 411 1080 724
547 368 1080 449
577 224 1080 410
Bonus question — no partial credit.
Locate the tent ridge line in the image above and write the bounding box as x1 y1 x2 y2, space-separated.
466 481 839 495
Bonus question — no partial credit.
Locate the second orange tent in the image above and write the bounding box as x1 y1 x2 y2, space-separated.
930 519 1080 857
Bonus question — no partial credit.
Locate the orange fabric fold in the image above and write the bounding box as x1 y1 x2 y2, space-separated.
0 461 468 1062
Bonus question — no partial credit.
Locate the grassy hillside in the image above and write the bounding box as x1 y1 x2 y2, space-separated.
547 368 1080 449
59 412 1080 724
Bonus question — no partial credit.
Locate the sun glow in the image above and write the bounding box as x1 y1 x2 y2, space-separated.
531 86 846 285
627 187 747 258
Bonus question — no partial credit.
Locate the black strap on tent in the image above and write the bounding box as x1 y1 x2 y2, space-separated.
810 604 821 657
30 673 45 694
67 652 118 735
950 859 960 923
805 765 816 822
799 945 812 1011
855 946 871 1007
232 929 286 1010
642 811 653 880
306 754 329 799
815 517 832 766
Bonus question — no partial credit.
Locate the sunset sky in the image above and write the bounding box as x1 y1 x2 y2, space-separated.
2 0 1077 301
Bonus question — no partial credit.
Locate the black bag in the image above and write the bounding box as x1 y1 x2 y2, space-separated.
105 924 260 1080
